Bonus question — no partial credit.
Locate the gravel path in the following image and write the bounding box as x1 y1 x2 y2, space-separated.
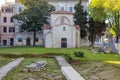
0 58 24 80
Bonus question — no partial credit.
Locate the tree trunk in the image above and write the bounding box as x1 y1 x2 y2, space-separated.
116 35 119 43
33 30 36 46
90 34 95 47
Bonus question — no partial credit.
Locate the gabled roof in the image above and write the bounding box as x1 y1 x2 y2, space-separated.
51 10 73 14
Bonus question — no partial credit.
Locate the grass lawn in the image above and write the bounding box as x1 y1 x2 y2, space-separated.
0 57 12 68
0 46 120 80
0 46 83 54
4 58 65 80
0 46 120 62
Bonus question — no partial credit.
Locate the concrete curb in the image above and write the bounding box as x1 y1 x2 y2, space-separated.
0 58 24 80
55 56 85 80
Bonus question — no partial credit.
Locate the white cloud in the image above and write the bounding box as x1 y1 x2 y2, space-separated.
0 0 5 6
0 0 16 7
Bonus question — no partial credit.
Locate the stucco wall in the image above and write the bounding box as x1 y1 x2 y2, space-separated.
14 32 43 46
52 25 76 48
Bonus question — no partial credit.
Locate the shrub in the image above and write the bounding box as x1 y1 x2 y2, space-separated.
65 55 72 64
74 51 84 57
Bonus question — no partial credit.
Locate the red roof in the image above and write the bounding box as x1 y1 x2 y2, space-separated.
75 25 80 30
43 24 51 29
51 10 73 14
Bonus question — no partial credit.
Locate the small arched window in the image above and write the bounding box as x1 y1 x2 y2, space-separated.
63 27 66 31
61 7 64 10
61 17 64 24
69 7 73 12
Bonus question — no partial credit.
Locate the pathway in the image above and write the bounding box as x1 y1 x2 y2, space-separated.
0 58 24 80
55 56 85 80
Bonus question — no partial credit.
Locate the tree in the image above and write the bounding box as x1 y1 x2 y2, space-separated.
13 0 55 46
89 0 120 43
74 0 88 39
88 18 106 46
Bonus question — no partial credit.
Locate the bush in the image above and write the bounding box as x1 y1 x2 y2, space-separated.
74 51 84 57
65 55 72 64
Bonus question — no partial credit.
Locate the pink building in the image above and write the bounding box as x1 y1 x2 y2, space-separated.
0 3 15 46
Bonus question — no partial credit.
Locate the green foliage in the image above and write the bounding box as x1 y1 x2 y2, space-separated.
13 0 55 46
88 18 107 45
65 55 72 64
0 47 120 62
74 51 84 57
89 0 120 43
74 0 88 38
0 57 12 68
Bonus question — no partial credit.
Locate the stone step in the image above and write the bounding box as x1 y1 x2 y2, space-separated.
55 56 85 80
0 58 24 80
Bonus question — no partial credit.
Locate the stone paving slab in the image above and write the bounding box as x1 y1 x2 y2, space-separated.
55 56 85 80
0 58 24 80
55 56 70 67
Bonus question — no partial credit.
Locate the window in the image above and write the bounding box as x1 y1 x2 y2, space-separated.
19 7 22 12
36 38 39 42
3 40 7 46
6 9 11 12
61 18 64 24
2 8 4 12
106 34 109 38
69 7 73 12
18 38 22 42
61 7 64 10
63 27 66 31
10 17 13 22
3 17 7 22
3 27 7 33
9 27 15 33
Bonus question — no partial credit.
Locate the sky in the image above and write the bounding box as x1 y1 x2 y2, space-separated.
0 0 15 6
0 0 5 6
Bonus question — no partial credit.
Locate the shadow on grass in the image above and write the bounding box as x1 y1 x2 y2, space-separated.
0 53 65 58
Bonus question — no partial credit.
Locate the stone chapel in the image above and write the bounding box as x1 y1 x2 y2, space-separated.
44 10 80 48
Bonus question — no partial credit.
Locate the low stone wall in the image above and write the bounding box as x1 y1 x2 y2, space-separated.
0 58 24 80
55 56 85 80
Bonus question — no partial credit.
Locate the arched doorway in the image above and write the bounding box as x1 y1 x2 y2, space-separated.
26 37 31 46
3 40 7 46
61 38 67 48
10 38 14 46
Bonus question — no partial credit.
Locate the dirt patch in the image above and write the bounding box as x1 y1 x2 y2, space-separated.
4 58 66 80
73 61 120 80
0 53 64 58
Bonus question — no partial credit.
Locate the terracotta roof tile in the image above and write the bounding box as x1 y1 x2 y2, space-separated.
44 24 51 29
75 25 80 30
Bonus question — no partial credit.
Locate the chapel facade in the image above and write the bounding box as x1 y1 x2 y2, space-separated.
44 10 80 48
